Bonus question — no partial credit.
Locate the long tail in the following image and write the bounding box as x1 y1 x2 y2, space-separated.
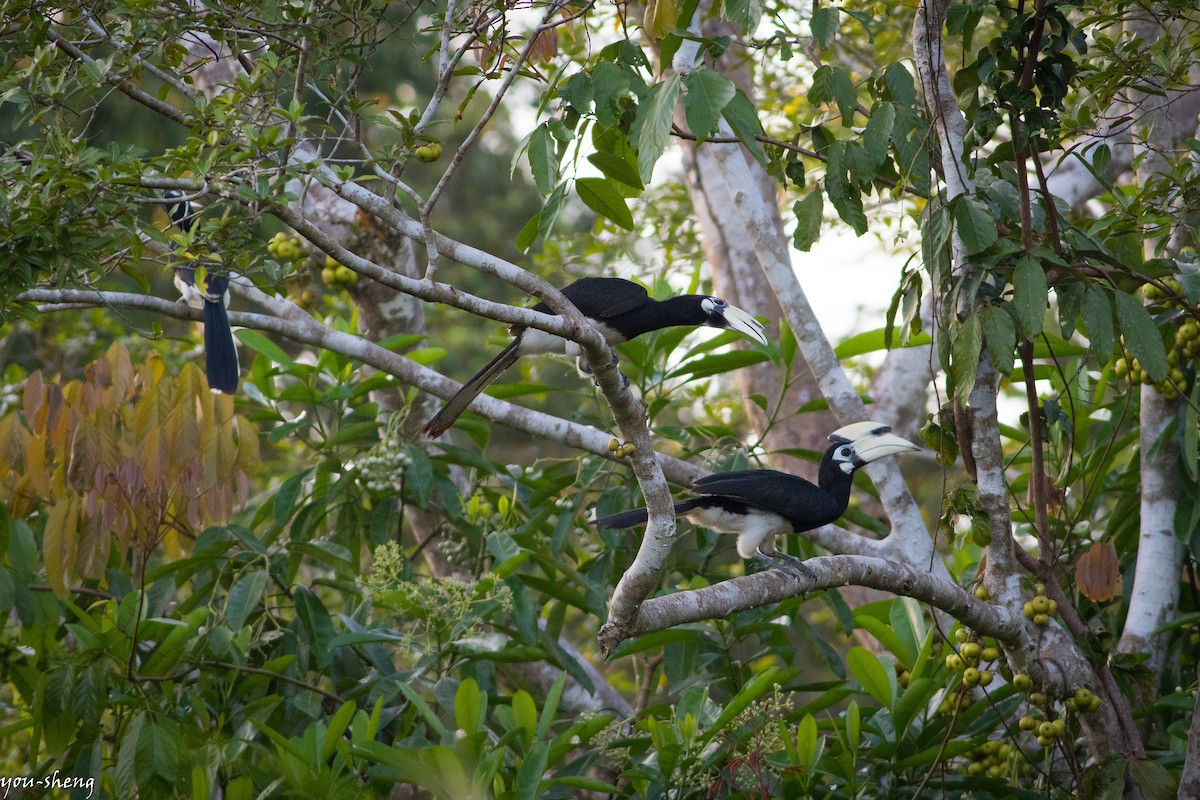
203 298 239 393
593 498 705 529
424 338 522 437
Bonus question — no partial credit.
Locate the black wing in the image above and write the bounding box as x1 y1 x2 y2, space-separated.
531 277 650 320
690 469 842 532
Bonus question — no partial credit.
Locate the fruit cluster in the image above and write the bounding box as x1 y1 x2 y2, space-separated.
607 438 637 458
414 142 443 162
322 255 358 290
359 438 414 493
1113 349 1188 399
945 627 998 690
964 739 1029 778
1022 585 1057 626
268 232 307 263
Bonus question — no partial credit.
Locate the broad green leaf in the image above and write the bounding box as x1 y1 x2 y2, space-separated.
893 677 936 734
951 312 983 403
724 0 764 30
809 65 857 124
982 304 1017 374
515 740 550 799
511 689 538 749
576 177 634 230
953 195 998 255
455 677 486 734
834 327 931 358
591 62 630 128
1082 286 1115 358
792 190 824 252
587 151 642 189
684 70 736 143
1012 255 1048 336
826 143 868 235
793 713 820 771
884 62 916 106
863 102 896 166
526 123 557 196
810 6 839 49
721 90 768 166
1115 291 1167 383
847 647 892 707
635 74 682 182
224 570 268 630
236 329 294 367
322 700 357 761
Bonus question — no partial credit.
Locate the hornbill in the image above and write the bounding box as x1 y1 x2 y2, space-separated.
423 277 767 437
593 421 919 575
166 198 239 394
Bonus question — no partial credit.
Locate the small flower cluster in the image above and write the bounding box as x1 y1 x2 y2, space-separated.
360 439 413 493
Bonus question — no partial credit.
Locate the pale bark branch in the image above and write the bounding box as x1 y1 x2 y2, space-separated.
601 555 1020 651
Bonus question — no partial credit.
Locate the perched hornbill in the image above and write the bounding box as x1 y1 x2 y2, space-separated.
166 197 239 394
423 277 767 437
593 421 919 575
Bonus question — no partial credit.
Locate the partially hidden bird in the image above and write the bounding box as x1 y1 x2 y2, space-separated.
592 421 919 575
423 277 768 437
166 197 240 394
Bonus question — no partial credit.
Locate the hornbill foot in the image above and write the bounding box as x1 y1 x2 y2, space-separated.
575 348 621 378
753 551 814 581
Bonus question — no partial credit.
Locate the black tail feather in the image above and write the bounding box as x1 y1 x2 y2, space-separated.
593 498 705 529
425 338 523 437
203 299 239 393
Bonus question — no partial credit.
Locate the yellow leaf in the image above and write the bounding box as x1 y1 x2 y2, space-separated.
43 495 79 596
643 0 678 40
22 370 44 427
25 434 49 497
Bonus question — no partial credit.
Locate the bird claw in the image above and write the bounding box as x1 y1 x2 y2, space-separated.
753 552 814 581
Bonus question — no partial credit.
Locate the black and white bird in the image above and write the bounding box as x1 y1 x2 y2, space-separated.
166 197 239 394
593 421 919 575
424 277 767 437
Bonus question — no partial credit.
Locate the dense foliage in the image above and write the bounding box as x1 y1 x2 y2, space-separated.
1 0 1199 798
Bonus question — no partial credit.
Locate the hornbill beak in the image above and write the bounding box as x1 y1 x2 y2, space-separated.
846 430 920 467
716 303 768 346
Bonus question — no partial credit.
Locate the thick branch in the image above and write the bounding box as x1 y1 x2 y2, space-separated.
600 555 1020 652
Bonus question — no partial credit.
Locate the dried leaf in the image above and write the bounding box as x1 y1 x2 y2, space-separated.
23 370 44 426
527 27 558 62
1076 541 1120 602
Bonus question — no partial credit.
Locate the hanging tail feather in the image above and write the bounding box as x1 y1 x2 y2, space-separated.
203 294 239 394
425 338 523 437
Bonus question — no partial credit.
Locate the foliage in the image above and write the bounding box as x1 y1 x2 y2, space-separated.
1 0 1200 797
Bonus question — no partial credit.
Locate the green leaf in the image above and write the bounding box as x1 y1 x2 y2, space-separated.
322 700 357 761
224 570 268 630
575 177 634 230
235 329 294 367
1012 255 1048 336
721 90 768 167
810 6 839 49
724 0 764 30
953 195 998 255
951 312 983 404
455 677 486 734
526 123 557 196
834 326 931 358
666 349 769 379
635 74 682 182
591 62 630 128
1115 291 1167 383
863 102 896 166
587 151 643 189
847 646 892 707
1082 287 1115 359
792 190 824 252
809 65 857 124
511 689 538 750
683 70 736 143
982 304 1017 375
884 62 916 105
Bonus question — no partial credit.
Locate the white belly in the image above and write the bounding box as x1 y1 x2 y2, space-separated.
685 506 792 559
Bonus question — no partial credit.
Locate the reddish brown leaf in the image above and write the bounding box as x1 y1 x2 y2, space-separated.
1076 541 1120 602
23 370 43 427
